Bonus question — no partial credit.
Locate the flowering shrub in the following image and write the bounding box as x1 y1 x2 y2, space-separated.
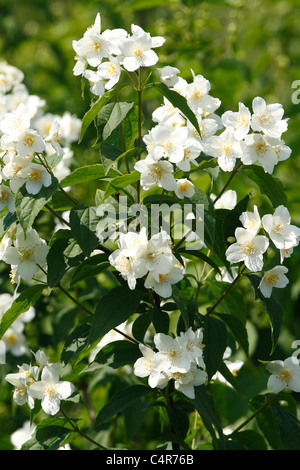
0 12 300 451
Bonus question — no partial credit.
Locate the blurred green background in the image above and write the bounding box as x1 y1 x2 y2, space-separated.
1 0 300 449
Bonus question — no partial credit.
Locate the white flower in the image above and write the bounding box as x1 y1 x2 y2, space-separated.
153 332 191 373
186 74 220 114
119 24 165 72
266 357 300 393
262 205 300 250
2 327 26 357
28 365 74 416
144 263 184 298
132 230 177 281
175 178 195 200
0 184 15 212
145 124 189 163
239 205 261 235
134 156 177 191
251 97 288 138
211 190 237 210
157 66 180 87
59 111 82 146
225 227 269 272
5 364 39 409
134 344 169 389
178 327 205 368
152 98 185 127
84 69 106 97
45 119 64 156
205 127 242 172
15 162 52 195
221 102 251 140
3 226 49 281
73 32 110 68
0 103 31 141
108 249 137 290
97 56 121 90
169 363 207 399
15 129 45 158
259 265 289 298
240 134 280 174
10 420 36 450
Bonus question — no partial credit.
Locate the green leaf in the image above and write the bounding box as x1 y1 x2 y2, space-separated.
187 385 225 449
212 311 249 356
47 233 85 287
231 430 268 450
243 165 287 207
70 259 110 287
189 186 215 251
199 313 228 380
0 284 45 340
95 384 153 428
81 340 141 373
272 402 300 450
247 274 283 354
151 82 200 134
61 322 91 366
249 394 283 450
101 170 141 202
172 284 190 330
102 102 134 141
79 84 131 143
69 205 99 256
100 142 141 174
22 418 72 450
89 286 145 344
15 176 58 235
59 164 119 188
180 249 221 275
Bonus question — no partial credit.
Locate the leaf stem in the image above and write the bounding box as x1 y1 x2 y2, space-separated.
225 392 281 440
60 408 108 450
212 161 243 206
206 265 245 316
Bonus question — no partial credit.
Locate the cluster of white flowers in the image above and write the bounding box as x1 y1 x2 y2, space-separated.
225 204 300 297
73 13 165 94
5 349 74 416
0 60 81 204
134 327 207 399
109 227 184 298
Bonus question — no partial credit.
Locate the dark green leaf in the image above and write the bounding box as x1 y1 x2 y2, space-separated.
69 205 99 256
0 284 45 340
81 340 141 373
200 314 228 380
89 286 145 344
243 165 287 207
15 176 58 235
247 274 283 354
95 384 153 428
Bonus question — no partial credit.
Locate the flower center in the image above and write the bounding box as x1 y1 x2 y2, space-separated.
158 273 169 283
149 165 162 182
24 136 35 147
221 142 233 155
266 274 279 286
179 182 189 192
29 170 41 182
18 247 34 260
45 384 57 396
279 368 291 383
133 46 143 57
243 242 255 255
0 190 8 203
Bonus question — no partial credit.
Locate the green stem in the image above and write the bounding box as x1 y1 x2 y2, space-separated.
225 392 281 440
206 265 245 316
60 408 108 450
213 161 243 206
136 68 143 204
